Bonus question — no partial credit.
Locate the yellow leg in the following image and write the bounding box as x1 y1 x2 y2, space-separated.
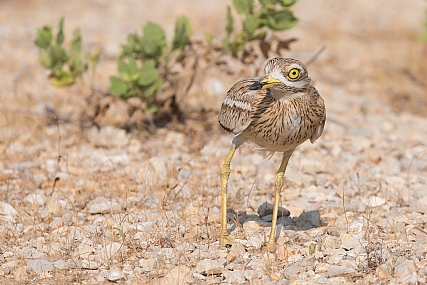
219 146 236 246
266 153 291 252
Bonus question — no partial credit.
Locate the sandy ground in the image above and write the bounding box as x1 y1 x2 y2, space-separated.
1 0 427 284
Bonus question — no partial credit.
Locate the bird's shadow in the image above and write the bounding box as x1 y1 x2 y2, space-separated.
227 202 327 238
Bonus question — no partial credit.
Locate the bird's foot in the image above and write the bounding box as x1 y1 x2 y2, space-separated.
220 233 235 247
266 241 277 253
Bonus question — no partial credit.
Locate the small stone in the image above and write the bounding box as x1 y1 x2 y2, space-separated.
82 260 99 269
341 235 360 250
107 268 124 282
368 196 386 207
0 202 18 223
0 261 16 274
53 260 69 270
193 272 205 280
130 221 158 231
238 236 263 249
24 190 45 206
3 251 13 258
157 248 175 260
139 258 157 272
257 202 290 218
26 259 53 274
89 200 121 214
223 270 246 284
296 210 321 228
98 242 124 262
49 217 64 229
227 243 246 263
315 263 330 274
196 259 224 275
159 265 191 285
284 265 300 279
328 265 357 277
415 197 427 214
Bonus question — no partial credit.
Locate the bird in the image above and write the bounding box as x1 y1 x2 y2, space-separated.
218 57 326 252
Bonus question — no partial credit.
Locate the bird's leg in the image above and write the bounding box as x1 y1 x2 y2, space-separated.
266 152 292 252
219 146 236 246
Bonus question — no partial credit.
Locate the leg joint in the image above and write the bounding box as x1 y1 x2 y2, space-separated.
274 172 284 189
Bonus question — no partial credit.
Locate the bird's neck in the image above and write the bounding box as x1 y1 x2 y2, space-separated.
269 88 307 101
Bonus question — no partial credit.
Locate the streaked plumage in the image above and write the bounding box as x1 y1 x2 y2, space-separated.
218 58 326 252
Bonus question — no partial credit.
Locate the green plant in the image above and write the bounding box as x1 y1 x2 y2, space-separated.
223 0 299 56
109 16 192 111
35 17 100 87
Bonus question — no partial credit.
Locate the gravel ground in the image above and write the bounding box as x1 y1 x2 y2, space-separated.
1 1 427 284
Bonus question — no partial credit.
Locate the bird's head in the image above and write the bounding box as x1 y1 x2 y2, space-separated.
249 58 311 94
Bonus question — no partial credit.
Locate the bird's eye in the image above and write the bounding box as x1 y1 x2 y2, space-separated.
288 68 300 79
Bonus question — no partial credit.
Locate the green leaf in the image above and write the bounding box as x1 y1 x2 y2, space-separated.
70 28 82 54
35 26 53 49
39 51 53 68
120 33 142 59
50 71 75 86
118 58 139 82
259 0 272 7
205 33 213 47
109 76 129 95
225 6 234 36
232 0 254 14
87 48 101 69
146 102 158 114
280 0 298 7
265 9 298 31
142 77 163 98
243 16 261 38
69 52 87 77
50 44 68 65
309 243 315 255
138 60 158 86
140 22 166 60
172 16 193 51
56 17 65 45
118 229 126 239
230 32 247 54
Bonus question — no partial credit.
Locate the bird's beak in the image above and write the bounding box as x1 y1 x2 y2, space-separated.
249 75 282 90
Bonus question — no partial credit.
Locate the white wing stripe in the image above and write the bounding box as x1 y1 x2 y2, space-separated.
224 97 251 111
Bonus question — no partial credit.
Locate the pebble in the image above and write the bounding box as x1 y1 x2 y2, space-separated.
53 259 69 270
223 270 246 284
26 259 53 274
196 259 224 275
24 190 45 206
368 196 386 207
159 265 191 285
0 202 18 223
257 202 290 218
98 242 123 261
107 268 124 282
89 200 121 214
227 243 246 263
328 265 357 277
0 261 16 274
296 210 321 228
139 258 157 272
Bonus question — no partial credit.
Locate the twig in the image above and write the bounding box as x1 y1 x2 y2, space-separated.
306 46 326 67
342 186 349 234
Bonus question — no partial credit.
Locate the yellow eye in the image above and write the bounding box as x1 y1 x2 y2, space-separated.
288 68 300 79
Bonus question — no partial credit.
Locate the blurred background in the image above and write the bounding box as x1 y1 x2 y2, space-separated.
2 1 427 136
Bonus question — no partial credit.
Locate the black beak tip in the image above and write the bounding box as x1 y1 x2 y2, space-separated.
249 81 263 90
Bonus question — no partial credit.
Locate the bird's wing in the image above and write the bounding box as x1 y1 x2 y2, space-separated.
218 78 265 134
309 87 326 144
